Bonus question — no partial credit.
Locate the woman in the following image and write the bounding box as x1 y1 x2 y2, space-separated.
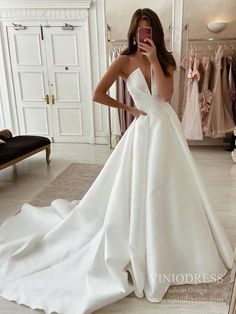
0 8 235 314
93 9 176 117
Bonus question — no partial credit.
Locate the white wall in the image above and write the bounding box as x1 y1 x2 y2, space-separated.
105 0 173 40
106 0 236 40
183 0 236 37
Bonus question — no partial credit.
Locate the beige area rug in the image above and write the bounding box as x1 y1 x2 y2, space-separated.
29 163 234 305
30 163 104 206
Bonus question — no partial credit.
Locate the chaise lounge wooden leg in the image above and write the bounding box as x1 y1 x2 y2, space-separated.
46 145 51 165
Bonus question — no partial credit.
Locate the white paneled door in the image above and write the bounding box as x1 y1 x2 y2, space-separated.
7 24 90 142
7 26 53 138
44 25 89 142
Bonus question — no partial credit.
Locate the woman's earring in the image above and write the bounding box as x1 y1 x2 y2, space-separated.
133 37 136 45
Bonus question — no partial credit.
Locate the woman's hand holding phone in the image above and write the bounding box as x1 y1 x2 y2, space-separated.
137 26 158 64
139 40 158 65
137 26 152 53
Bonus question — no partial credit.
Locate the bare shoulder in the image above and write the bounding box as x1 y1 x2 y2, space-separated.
108 54 129 77
116 54 139 80
93 54 130 95
107 54 138 80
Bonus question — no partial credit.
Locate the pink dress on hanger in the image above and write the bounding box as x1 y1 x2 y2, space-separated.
180 56 188 118
199 56 213 135
228 57 236 124
222 56 234 120
205 45 235 138
181 48 203 140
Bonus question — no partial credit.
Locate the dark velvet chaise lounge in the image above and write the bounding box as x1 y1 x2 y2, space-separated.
0 129 51 170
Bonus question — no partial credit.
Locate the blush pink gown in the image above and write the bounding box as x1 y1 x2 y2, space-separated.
199 56 213 135
204 45 235 138
181 48 203 140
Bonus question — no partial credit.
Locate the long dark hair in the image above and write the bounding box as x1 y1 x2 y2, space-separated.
120 8 176 77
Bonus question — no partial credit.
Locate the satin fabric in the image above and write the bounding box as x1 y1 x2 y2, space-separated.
0 63 235 314
205 45 235 137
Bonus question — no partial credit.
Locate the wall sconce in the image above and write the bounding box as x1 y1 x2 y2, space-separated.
207 21 227 33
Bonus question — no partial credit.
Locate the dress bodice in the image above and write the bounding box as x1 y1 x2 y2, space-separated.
126 64 169 113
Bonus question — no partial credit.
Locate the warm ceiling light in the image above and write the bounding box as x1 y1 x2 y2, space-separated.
207 22 227 33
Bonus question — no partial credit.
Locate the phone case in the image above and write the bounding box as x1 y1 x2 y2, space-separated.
137 27 152 53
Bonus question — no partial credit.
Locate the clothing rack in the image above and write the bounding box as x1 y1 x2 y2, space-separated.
181 24 236 146
188 37 236 42
107 39 127 42
184 24 236 60
183 24 236 100
107 38 171 43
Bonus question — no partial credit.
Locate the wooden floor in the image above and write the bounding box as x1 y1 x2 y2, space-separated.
0 143 235 314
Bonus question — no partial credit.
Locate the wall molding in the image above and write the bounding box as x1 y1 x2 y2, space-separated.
0 8 90 20
0 0 93 9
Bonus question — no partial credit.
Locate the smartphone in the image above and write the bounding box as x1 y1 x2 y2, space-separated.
137 26 152 53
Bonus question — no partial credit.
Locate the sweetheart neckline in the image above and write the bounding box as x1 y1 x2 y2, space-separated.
126 64 153 96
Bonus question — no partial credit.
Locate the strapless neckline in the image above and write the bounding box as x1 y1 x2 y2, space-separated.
127 64 153 96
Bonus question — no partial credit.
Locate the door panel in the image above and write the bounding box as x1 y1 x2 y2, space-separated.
54 72 81 102
23 107 50 134
19 72 45 100
51 33 79 65
7 26 53 138
14 33 43 65
44 25 89 142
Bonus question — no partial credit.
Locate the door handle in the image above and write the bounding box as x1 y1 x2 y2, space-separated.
44 94 49 105
52 94 56 105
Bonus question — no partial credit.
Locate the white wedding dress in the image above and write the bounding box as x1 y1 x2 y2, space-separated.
0 64 235 314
